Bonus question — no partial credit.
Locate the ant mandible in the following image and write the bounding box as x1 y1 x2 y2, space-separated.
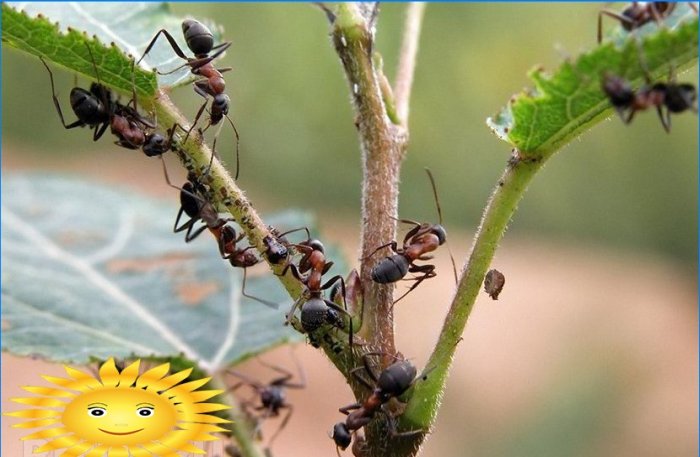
137 19 240 178
597 2 698 44
227 354 306 449
365 169 457 305
331 354 421 455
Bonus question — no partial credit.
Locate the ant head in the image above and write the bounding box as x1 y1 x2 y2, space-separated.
264 235 289 264
213 93 230 115
182 19 214 56
260 386 285 409
331 422 352 450
142 133 167 157
432 225 447 245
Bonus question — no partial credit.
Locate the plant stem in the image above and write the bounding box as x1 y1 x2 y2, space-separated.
333 3 407 353
394 3 426 128
400 154 544 439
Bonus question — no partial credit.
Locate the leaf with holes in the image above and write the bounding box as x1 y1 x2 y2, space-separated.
2 2 225 94
487 8 698 157
0 174 330 373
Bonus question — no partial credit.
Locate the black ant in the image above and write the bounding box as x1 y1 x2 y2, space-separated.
365 169 457 305
137 19 240 178
228 355 306 448
280 236 353 342
602 61 697 132
331 354 421 455
597 2 698 44
41 45 176 158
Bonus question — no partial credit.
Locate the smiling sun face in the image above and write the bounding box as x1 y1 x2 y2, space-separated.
6 359 230 456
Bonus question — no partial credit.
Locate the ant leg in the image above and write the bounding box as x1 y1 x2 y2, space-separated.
656 105 671 133
241 269 280 309
338 402 362 416
348 367 375 389
285 296 304 326
223 113 241 180
185 41 233 71
185 223 209 242
184 97 209 144
322 275 353 346
226 370 264 391
267 405 293 448
392 265 436 306
259 352 306 389
93 121 110 141
137 29 188 66
40 57 84 130
362 241 398 261
597 10 636 44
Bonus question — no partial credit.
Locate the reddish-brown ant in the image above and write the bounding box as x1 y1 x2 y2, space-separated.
597 2 698 44
602 55 697 133
365 169 457 304
331 354 422 455
137 19 240 178
227 355 306 449
280 237 353 343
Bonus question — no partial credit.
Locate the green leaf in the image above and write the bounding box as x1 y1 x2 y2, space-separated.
1 174 308 373
487 10 698 157
2 2 224 95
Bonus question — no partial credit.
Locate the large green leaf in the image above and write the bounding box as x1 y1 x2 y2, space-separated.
487 8 698 156
2 2 224 94
1 174 307 373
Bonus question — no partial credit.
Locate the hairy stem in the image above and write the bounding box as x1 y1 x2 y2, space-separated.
399 154 544 444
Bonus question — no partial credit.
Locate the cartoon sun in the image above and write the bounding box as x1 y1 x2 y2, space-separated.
5 358 230 456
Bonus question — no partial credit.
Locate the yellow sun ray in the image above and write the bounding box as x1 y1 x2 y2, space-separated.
23 385 75 398
142 367 193 392
10 396 68 408
5 359 230 456
22 426 70 441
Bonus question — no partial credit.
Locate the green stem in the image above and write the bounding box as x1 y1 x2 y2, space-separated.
399 154 544 449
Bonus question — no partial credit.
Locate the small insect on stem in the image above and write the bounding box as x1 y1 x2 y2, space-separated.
484 269 505 300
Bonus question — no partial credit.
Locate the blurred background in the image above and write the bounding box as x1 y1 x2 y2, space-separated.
2 3 697 457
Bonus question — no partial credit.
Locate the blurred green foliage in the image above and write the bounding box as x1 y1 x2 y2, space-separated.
2 3 697 264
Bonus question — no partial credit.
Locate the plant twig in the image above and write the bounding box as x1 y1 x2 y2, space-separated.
394 2 426 127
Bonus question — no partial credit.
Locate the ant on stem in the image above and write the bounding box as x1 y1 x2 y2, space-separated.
597 2 698 44
365 169 458 305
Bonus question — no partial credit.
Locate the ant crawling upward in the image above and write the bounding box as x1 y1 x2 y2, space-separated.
137 19 240 178
602 50 697 132
280 232 353 342
366 169 457 305
228 354 306 449
331 353 422 455
597 2 698 44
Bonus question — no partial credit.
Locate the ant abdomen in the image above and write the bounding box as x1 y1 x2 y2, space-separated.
371 254 410 284
665 84 697 113
300 297 329 332
182 19 214 56
70 88 108 123
332 422 352 450
377 361 417 397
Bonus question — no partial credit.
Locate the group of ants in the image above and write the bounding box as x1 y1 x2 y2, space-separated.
41 3 696 456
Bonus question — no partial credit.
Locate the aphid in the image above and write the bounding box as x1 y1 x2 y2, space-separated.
484 269 505 300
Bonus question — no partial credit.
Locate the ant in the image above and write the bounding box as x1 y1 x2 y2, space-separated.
227 355 306 448
41 45 175 158
365 169 457 305
597 2 698 44
161 160 278 308
602 55 697 133
137 19 240 178
331 354 421 455
280 235 353 343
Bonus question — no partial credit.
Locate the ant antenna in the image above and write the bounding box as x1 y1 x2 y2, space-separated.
424 168 458 285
